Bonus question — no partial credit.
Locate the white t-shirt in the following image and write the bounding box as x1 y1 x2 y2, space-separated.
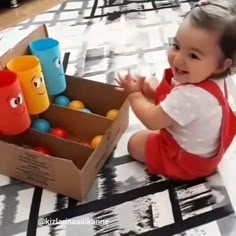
160 78 225 158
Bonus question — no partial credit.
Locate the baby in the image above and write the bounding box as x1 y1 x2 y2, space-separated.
116 0 236 180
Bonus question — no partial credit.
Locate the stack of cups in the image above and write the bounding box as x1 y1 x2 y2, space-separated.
0 37 66 136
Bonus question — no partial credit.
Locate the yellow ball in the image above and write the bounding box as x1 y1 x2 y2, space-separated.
106 109 118 120
91 135 103 149
69 100 85 110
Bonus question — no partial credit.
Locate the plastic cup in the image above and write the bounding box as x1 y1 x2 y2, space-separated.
7 55 50 115
0 70 31 135
30 38 66 95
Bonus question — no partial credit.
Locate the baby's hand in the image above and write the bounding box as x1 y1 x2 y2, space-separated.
142 77 159 100
115 70 145 95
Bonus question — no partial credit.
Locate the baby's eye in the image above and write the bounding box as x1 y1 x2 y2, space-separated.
33 78 42 88
54 58 61 68
172 43 179 50
190 53 199 60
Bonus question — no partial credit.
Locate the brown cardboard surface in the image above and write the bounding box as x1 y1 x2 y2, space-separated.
81 99 129 196
0 128 93 169
64 75 126 116
0 25 48 70
0 25 129 200
40 102 112 141
0 139 83 199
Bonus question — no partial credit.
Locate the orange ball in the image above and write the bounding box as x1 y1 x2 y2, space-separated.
69 100 85 110
106 109 118 120
91 135 103 149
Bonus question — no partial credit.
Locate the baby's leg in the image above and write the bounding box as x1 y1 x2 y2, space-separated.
128 130 158 163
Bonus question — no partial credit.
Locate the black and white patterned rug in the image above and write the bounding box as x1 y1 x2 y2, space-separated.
1 1 236 235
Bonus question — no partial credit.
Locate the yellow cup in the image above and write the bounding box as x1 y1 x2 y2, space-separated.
7 55 50 115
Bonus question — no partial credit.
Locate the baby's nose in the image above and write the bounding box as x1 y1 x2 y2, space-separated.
174 53 185 67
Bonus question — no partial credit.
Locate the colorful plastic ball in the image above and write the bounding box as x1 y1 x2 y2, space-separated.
106 109 118 120
32 119 51 133
33 146 51 155
91 135 103 149
50 128 68 139
80 108 92 113
54 95 70 107
69 100 85 110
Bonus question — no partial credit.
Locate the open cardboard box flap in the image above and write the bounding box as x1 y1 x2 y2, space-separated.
0 25 129 200
0 25 48 70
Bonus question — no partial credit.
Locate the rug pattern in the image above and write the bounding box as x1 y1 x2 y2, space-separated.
0 1 236 235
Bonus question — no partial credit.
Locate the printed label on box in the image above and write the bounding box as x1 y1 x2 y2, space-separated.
15 151 56 188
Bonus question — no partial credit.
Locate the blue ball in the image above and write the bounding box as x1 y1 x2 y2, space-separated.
32 119 51 133
80 108 92 113
54 95 70 107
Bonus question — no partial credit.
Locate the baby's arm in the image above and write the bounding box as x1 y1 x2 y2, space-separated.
128 92 174 130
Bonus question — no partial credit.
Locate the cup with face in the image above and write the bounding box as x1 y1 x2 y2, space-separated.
30 38 66 96
7 55 50 115
0 70 31 135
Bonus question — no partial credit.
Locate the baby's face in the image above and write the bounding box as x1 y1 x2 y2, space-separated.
168 17 225 84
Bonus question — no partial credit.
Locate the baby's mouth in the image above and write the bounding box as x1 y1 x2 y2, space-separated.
175 67 188 74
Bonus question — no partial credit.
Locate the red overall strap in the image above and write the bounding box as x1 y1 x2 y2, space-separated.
195 79 236 151
155 68 173 104
155 68 236 151
195 79 225 106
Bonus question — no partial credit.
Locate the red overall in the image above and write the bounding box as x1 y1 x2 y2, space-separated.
146 68 236 180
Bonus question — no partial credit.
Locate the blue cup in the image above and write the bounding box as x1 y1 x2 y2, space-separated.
29 38 66 95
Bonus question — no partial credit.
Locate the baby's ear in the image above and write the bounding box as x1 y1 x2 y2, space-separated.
216 57 232 74
222 58 232 71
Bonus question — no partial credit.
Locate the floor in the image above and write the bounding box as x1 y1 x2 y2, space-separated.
1 0 236 235
0 0 64 31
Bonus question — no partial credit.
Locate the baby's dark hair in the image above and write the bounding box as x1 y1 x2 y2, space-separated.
184 0 236 73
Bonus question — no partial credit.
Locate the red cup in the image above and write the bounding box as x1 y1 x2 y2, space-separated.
0 70 31 135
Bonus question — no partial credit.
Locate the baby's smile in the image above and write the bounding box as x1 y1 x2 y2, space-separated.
174 67 189 74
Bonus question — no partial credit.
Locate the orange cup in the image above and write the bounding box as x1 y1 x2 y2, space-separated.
0 70 31 135
7 55 50 115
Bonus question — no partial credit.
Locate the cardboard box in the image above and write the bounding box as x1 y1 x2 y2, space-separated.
0 25 129 200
